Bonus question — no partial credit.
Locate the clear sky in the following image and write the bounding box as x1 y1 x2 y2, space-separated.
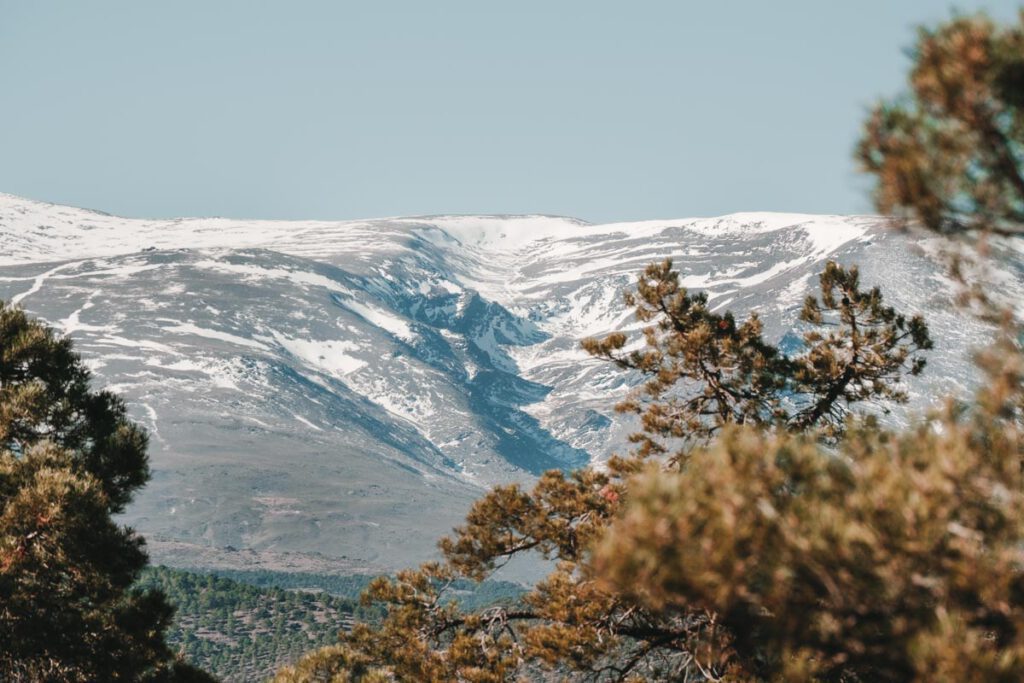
1 1 1021 223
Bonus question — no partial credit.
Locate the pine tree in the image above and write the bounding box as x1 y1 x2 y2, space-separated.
583 258 931 454
791 261 932 436
857 10 1024 322
274 256 931 683
581 259 790 456
0 302 214 681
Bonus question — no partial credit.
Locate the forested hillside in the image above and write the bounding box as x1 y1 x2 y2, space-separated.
138 567 361 681
138 567 525 681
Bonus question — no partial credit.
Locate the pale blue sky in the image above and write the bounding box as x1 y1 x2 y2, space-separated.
1 2 1021 223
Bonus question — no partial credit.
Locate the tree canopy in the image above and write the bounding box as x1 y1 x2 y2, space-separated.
583 259 931 453
0 302 213 681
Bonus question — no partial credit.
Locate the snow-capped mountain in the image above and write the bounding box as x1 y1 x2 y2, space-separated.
0 193 1013 573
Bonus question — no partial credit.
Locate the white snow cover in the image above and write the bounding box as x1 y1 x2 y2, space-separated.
271 333 366 377
342 300 416 342
0 191 909 480
6 190 1018 576
0 193 869 270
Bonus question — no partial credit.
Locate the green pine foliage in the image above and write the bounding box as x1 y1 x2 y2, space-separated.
0 301 213 682
791 261 932 434
582 258 931 455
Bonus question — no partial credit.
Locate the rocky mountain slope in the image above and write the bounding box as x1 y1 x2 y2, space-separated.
0 193 1014 572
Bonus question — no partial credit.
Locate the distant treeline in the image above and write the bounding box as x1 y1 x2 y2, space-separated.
209 567 526 610
137 566 526 681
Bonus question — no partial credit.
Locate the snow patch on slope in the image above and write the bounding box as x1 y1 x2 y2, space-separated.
342 300 416 342
272 334 366 377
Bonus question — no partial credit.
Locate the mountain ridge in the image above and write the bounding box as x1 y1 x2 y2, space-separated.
0 192 1013 573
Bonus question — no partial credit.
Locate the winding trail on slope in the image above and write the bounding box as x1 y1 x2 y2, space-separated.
11 261 79 305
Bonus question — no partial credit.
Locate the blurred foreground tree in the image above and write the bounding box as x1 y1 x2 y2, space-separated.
0 302 213 681
593 9 1024 681
858 11 1024 238
595 342 1024 680
858 10 1024 324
